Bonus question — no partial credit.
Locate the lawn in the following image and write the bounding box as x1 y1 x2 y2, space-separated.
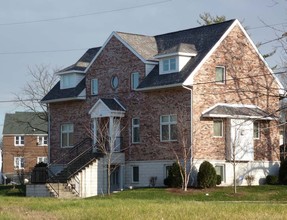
0 185 287 219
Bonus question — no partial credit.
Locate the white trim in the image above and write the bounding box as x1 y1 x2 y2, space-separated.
183 19 284 94
154 52 197 59
135 83 182 91
41 91 86 104
57 70 85 75
201 103 275 120
89 99 125 118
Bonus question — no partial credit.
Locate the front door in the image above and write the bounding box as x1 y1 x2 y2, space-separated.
110 165 120 192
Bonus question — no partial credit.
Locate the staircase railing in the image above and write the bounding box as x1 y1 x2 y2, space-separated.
46 168 60 197
49 138 92 166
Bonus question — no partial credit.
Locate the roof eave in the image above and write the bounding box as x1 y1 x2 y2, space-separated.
136 83 182 91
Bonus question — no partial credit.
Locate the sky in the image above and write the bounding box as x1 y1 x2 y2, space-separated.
0 0 286 134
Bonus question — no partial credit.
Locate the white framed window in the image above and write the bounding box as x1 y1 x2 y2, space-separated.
215 66 225 83
91 78 98 95
253 121 260 139
37 135 48 146
213 119 223 137
61 74 73 89
163 58 176 72
165 165 172 178
132 166 139 183
61 123 74 148
131 72 140 90
160 115 177 141
215 164 225 182
37 157 48 164
14 136 24 146
132 118 140 143
14 157 24 169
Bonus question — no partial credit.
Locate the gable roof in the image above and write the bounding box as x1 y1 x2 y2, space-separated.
201 103 275 120
2 112 48 135
41 78 86 103
58 47 101 74
136 20 235 90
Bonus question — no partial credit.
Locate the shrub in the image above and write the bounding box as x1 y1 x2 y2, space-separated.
266 175 278 185
245 175 255 186
216 175 222 185
164 163 182 188
279 159 287 184
197 161 217 188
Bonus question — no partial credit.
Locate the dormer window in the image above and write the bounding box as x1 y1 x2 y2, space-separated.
60 73 85 89
163 58 176 72
155 43 197 75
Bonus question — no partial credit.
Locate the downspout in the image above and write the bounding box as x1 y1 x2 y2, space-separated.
47 104 51 165
182 84 193 165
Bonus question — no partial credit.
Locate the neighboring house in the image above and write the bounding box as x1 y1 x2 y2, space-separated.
2 112 48 183
42 19 282 197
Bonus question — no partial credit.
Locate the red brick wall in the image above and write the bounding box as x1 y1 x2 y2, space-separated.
2 135 48 174
192 25 280 161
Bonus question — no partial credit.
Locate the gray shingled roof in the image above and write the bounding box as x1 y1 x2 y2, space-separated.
274 72 287 90
116 32 158 61
58 47 101 73
2 112 48 135
156 43 197 56
43 20 237 102
42 78 85 102
202 104 274 119
101 98 125 111
137 20 235 89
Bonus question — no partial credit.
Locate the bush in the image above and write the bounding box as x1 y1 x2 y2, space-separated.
197 161 217 188
164 163 182 188
216 175 222 185
245 175 255 186
266 175 278 185
279 159 287 184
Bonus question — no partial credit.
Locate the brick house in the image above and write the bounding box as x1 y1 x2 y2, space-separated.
2 112 48 183
42 19 283 197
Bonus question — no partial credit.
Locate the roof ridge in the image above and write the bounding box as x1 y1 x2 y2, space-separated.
154 19 236 37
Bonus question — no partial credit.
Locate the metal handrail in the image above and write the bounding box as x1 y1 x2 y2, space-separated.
48 138 92 166
46 168 60 197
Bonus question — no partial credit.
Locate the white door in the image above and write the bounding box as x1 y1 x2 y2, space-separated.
230 119 254 161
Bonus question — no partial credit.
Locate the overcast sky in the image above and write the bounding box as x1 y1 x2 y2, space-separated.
0 0 286 134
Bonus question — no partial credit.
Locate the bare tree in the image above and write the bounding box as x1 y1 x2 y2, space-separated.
88 117 125 195
14 64 58 122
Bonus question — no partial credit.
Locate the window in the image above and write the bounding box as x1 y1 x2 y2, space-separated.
61 124 74 147
160 115 177 141
37 135 48 146
165 165 172 178
215 66 225 83
91 78 98 95
213 120 223 137
111 75 119 89
163 58 176 72
132 118 140 143
14 136 24 146
61 74 73 89
131 72 140 90
37 157 48 164
253 121 260 139
132 166 139 182
215 164 225 182
14 157 24 169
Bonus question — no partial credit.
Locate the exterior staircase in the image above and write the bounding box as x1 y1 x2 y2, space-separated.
46 138 104 198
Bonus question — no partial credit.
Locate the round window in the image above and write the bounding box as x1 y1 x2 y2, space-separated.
111 76 119 89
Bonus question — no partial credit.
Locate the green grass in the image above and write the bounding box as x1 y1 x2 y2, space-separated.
0 185 287 219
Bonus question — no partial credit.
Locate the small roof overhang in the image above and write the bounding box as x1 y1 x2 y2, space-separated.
201 103 276 120
89 98 126 118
